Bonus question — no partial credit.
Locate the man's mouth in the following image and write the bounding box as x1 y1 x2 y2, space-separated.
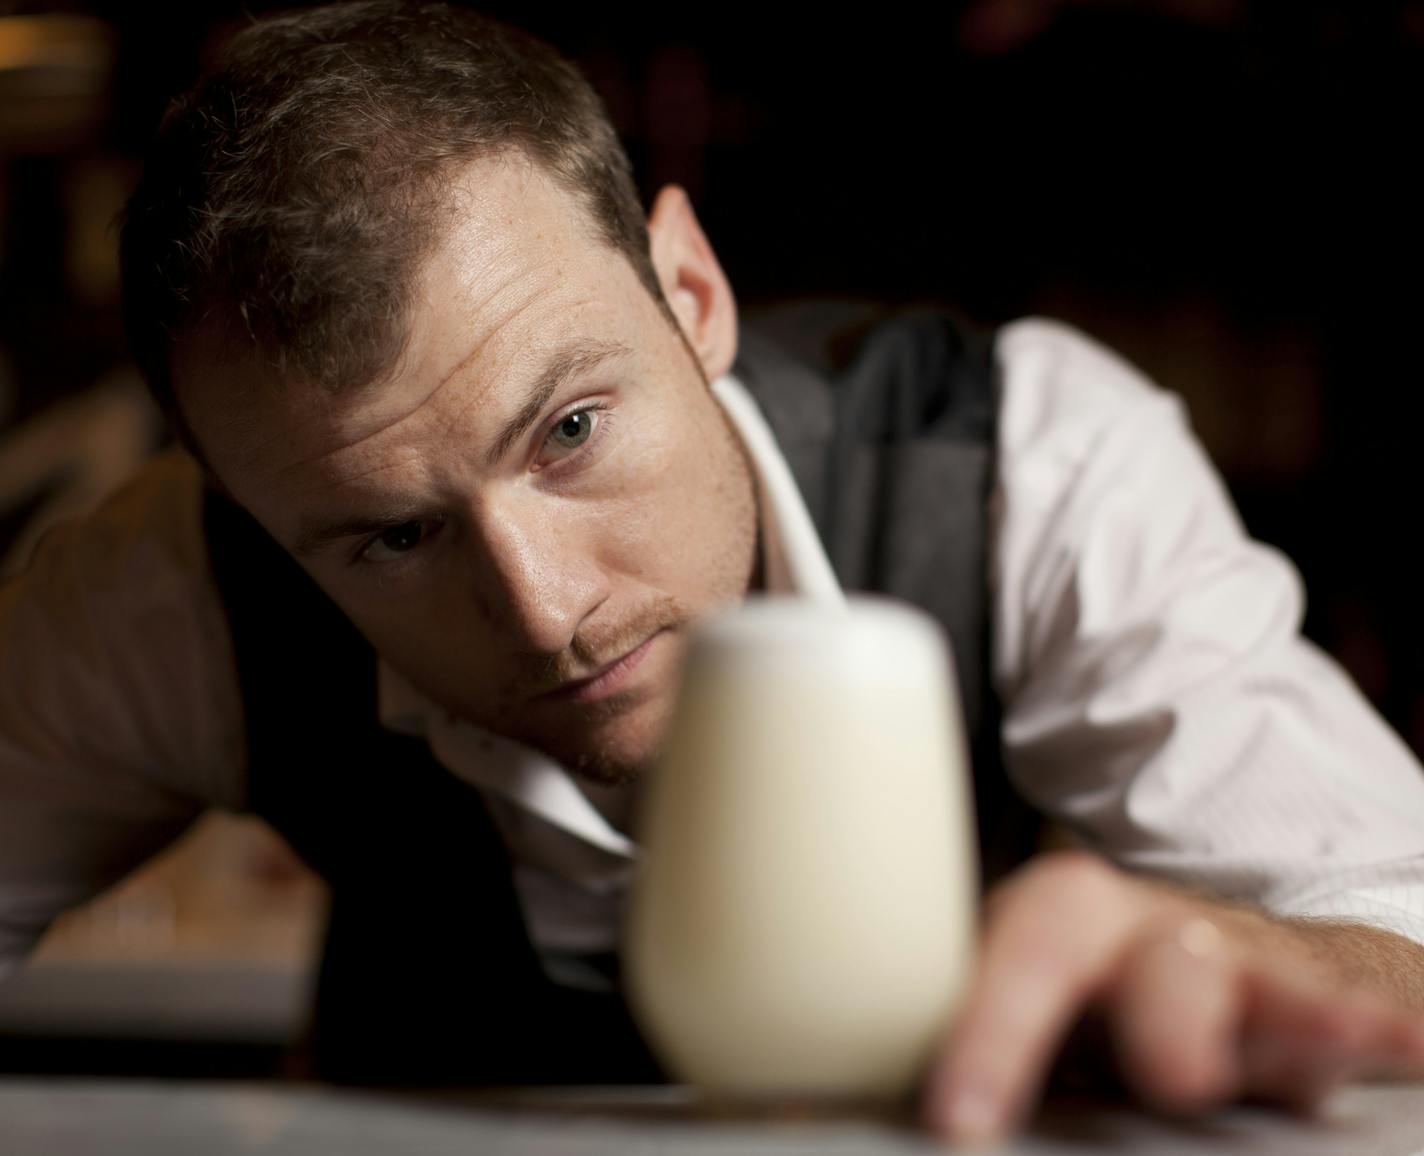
536 628 667 704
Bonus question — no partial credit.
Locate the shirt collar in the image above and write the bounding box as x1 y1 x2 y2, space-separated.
376 367 845 853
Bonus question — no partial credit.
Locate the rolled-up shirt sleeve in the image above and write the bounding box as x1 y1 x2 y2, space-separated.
0 449 246 976
992 318 1424 947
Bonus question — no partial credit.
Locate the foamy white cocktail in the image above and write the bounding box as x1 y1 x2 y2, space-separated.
625 594 979 1100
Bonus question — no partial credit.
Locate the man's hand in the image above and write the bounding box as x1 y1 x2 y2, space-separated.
920 850 1424 1145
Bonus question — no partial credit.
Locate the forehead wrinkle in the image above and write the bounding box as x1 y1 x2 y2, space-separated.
412 260 538 405
217 406 289 478
437 304 612 457
395 276 601 480
265 157 593 496
424 283 550 445
298 442 429 498
267 293 535 486
273 259 543 483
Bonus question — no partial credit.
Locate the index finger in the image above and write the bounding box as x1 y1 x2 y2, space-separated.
921 853 1148 1144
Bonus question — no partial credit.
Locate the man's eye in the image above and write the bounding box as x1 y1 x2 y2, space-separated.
361 520 426 563
536 403 614 471
547 409 596 453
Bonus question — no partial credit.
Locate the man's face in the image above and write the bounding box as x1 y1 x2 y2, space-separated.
176 154 759 785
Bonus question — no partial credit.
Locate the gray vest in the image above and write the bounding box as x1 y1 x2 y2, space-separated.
203 301 1036 1086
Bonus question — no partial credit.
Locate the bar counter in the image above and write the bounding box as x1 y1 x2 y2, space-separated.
2 1079 1422 1155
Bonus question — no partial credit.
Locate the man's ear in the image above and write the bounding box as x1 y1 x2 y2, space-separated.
646 184 738 381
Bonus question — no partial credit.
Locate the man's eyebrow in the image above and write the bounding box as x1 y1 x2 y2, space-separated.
292 504 426 558
483 337 632 468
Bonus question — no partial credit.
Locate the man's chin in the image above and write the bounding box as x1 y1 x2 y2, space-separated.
532 688 673 787
552 731 659 788
564 749 651 787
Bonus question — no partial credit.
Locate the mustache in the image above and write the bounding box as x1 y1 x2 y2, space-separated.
525 593 692 695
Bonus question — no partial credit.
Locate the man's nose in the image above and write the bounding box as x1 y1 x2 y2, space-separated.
464 497 610 656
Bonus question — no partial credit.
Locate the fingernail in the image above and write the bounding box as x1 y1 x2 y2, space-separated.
942 1082 1005 1146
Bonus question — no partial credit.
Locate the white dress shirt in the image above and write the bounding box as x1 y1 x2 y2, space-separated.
4 317 1424 986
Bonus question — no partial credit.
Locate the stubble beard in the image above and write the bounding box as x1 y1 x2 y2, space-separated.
563 683 676 786
494 315 763 788
560 379 762 789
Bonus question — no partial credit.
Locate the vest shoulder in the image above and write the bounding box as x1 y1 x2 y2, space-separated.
734 299 999 444
739 298 993 377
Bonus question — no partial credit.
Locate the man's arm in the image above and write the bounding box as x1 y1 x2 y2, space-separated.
0 449 243 969
989 321 1424 937
928 319 1424 1142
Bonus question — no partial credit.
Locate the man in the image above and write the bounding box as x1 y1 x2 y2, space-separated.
4 0 1424 1145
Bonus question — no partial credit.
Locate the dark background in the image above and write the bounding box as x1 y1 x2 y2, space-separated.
2 0 1422 749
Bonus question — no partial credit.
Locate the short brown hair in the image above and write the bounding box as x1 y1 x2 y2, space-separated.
120 0 670 426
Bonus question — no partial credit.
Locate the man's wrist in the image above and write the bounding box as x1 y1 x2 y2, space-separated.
1120 863 1424 1012
1274 914 1424 1013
